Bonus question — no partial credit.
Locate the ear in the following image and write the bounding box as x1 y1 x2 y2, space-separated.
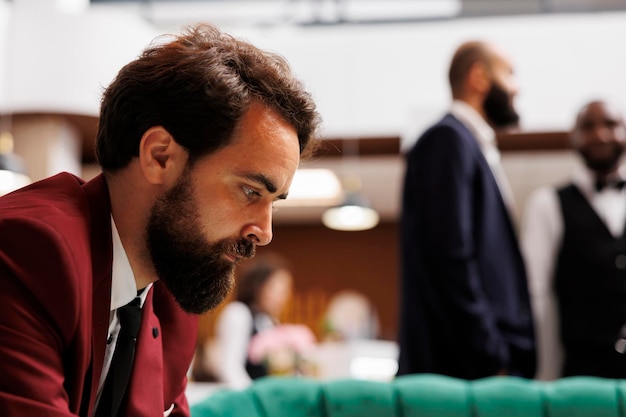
138 126 188 186
467 61 491 95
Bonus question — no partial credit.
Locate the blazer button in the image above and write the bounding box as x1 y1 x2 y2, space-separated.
152 327 159 338
615 254 626 270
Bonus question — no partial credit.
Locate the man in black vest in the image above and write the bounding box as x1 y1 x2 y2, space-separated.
521 100 626 379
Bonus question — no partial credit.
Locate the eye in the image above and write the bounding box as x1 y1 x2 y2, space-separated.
243 186 261 198
580 121 594 131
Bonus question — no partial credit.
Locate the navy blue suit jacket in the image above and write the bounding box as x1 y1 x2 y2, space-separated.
397 114 536 379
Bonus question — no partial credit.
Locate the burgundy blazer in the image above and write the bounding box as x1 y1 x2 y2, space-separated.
0 173 198 416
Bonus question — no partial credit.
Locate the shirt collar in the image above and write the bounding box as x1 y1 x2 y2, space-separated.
110 216 151 310
449 100 496 148
573 164 626 195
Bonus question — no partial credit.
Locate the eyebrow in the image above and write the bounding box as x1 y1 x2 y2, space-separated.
244 173 288 200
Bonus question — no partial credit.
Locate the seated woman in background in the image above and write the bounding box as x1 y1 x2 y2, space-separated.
214 252 294 389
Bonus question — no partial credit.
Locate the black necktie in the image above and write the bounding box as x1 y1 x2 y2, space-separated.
95 297 142 417
595 178 626 192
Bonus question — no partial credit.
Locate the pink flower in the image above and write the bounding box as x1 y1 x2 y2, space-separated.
248 324 317 364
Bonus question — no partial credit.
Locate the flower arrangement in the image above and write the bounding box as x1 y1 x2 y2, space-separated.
248 324 317 376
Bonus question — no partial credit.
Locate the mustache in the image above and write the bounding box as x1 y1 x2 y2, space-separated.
219 238 256 260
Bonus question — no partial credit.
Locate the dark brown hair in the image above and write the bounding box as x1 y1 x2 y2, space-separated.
96 24 321 171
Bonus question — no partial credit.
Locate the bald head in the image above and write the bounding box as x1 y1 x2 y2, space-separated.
574 100 623 129
572 100 626 176
448 41 519 128
449 41 497 98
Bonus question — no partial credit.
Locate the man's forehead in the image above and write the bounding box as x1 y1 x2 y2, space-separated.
490 52 513 73
579 102 622 122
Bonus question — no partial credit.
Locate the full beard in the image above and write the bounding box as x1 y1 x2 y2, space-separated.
483 82 520 129
147 174 255 314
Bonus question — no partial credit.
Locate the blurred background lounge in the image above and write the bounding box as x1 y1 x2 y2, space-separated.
2 0 626 393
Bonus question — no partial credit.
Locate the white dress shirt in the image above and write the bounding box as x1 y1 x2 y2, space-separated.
449 100 515 208
520 167 626 380
92 217 151 415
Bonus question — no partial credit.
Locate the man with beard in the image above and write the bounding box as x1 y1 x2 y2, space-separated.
397 41 536 379
521 100 626 379
0 24 320 417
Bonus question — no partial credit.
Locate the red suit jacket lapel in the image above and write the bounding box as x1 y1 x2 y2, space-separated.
83 174 115 414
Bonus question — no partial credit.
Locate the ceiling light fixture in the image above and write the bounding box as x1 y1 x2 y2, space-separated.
322 139 380 231
274 168 343 208
322 175 379 231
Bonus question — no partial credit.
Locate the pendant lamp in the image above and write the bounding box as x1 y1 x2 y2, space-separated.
322 174 379 231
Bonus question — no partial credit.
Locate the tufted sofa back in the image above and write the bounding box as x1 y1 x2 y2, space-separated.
191 374 626 417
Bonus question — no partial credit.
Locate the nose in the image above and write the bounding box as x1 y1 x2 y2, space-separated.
242 204 273 246
507 77 519 97
592 124 612 142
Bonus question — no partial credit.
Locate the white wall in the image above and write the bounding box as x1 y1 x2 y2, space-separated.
0 1 159 115
224 12 626 148
0 1 11 109
1 3 626 147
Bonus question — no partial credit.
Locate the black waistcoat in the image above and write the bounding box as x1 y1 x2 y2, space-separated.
555 184 626 377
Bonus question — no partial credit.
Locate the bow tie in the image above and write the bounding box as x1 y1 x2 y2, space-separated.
595 178 626 192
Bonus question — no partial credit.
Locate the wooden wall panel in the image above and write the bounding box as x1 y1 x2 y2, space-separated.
197 222 400 343
263 222 400 341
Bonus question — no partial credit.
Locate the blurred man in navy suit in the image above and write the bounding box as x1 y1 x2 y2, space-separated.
398 41 535 379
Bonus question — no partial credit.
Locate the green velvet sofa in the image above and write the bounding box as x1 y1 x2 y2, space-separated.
190 374 626 417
